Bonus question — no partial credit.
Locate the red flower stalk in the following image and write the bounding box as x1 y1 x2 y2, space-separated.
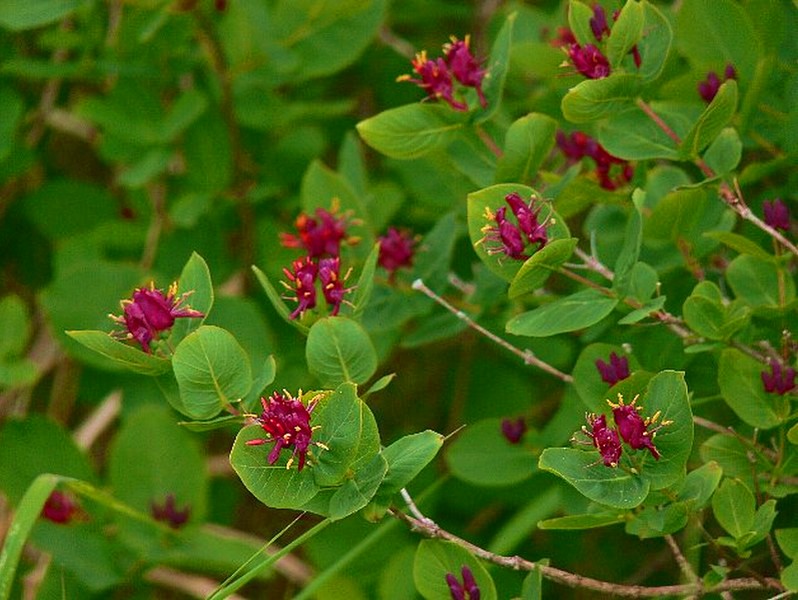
445 565 481 600
378 227 416 280
608 394 671 460
279 207 353 258
595 351 630 385
501 418 527 444
282 257 318 320
318 256 353 316
761 359 796 395
110 282 203 352
763 199 791 232
151 494 190 529
42 490 79 524
443 35 487 108
567 43 611 79
398 51 467 111
246 391 327 471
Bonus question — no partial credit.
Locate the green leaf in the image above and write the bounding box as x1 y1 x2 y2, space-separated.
373 430 443 505
0 87 23 161
251 265 310 334
703 128 742 175
712 478 755 539
494 113 557 184
776 529 798 558
677 461 723 508
306 317 377 387
329 453 388 520
356 104 467 159
612 198 643 298
172 326 253 420
478 12 515 122
683 281 750 341
0 295 30 359
567 0 596 46
445 418 536 486
300 159 367 224
161 89 208 141
789 423 798 445
598 105 684 161
680 80 738 158
178 414 246 432
109 404 207 521
414 540 498 600
521 561 548 600
625 502 689 539
571 343 641 412
538 448 650 509
726 254 796 313
617 296 667 325
0 0 82 31
702 231 771 260
170 252 213 345
561 74 642 124
65 330 172 376
718 349 782 429
309 384 365 487
538 511 626 530
636 1 672 82
506 289 618 337
230 424 320 510
467 183 570 283
350 243 379 320
508 238 578 298
606 1 643 69
183 113 232 193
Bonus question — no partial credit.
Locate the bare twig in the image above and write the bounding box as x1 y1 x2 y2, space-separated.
665 534 699 584
73 390 122 450
145 566 247 600
377 25 415 59
412 279 573 382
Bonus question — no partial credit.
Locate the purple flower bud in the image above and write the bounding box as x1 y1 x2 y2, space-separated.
567 43 611 79
378 227 416 279
595 352 630 385
585 414 622 467
504 193 548 249
42 491 79 524
590 4 610 41
763 199 791 232
761 359 796 395
318 256 352 316
608 394 671 460
246 391 324 471
724 63 736 80
443 36 487 108
282 257 318 320
460 566 480 600
151 494 190 529
111 283 204 352
445 573 466 600
698 64 735 104
501 418 527 444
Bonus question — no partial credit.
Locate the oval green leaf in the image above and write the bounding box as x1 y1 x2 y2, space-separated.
306 317 377 386
508 238 578 299
506 289 618 337
414 540 498 600
561 74 642 124
65 330 172 376
718 348 782 429
494 113 557 184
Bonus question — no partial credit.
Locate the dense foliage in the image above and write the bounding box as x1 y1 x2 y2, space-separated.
1 0 797 598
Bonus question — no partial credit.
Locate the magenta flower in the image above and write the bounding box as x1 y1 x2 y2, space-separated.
443 35 487 108
501 418 527 444
761 359 796 395
567 43 611 79
378 227 416 280
608 394 670 460
582 413 623 467
481 206 528 260
445 565 480 600
480 193 552 261
550 26 577 48
557 130 634 190
151 494 190 529
590 4 610 41
698 63 736 103
595 352 630 385
318 256 353 316
282 257 318 320
111 282 204 352
504 192 549 248
763 199 791 232
398 51 467 111
42 490 79 524
246 391 326 471
280 207 352 258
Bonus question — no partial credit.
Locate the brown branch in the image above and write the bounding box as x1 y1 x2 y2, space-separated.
665 534 699 584
390 509 783 597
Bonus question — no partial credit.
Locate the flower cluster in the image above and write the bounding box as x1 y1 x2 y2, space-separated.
577 394 671 467
377 227 417 281
280 206 356 319
41 490 79 524
110 282 204 353
761 359 796 395
697 63 736 103
398 35 487 111
763 198 791 233
246 391 327 471
445 565 481 600
480 192 551 261
557 130 634 190
595 351 630 386
559 3 641 80
501 417 527 444
151 494 190 529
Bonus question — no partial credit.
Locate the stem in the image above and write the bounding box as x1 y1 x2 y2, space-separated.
412 279 573 383
573 247 614 281
476 125 503 158
390 509 783 597
665 534 699 584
